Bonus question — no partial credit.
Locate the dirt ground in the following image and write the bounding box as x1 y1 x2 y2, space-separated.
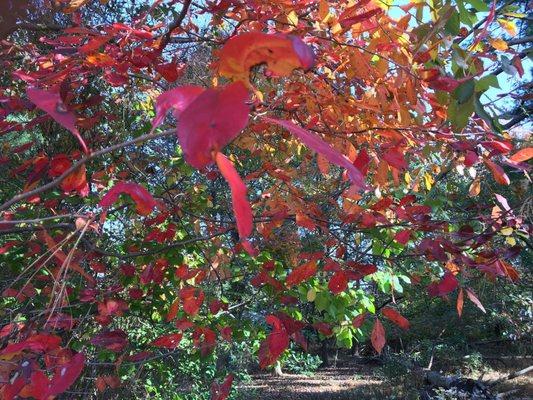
238 356 533 400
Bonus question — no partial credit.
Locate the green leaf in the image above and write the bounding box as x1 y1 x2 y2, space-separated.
466 0 489 12
475 75 500 92
454 79 475 104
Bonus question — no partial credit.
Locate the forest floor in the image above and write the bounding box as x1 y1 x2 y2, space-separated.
238 355 533 399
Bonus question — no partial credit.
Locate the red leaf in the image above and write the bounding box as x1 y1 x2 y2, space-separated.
259 315 289 368
27 87 88 154
218 32 314 82
0 333 61 357
61 165 89 196
286 260 317 287
166 298 180 322
383 148 407 170
210 374 234 400
47 352 85 398
100 181 157 215
340 8 383 28
313 322 333 336
215 152 253 239
151 333 183 349
264 117 365 188
179 287 205 316
178 82 249 169
152 85 204 130
394 230 411 245
381 307 410 330
352 313 367 328
328 271 348 295
90 330 128 352
427 272 459 297
155 62 183 82
371 319 386 353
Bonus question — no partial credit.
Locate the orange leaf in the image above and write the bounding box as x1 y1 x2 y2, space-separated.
465 288 486 313
381 307 410 330
457 288 464 317
217 32 314 83
371 319 386 353
286 260 317 287
509 148 533 163
485 159 510 185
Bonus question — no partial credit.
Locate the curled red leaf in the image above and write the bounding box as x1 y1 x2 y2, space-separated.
99 181 157 216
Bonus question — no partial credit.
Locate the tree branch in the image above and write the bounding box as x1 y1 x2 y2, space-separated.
0 129 175 212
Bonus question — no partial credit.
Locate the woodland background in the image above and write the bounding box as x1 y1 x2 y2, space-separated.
0 0 531 399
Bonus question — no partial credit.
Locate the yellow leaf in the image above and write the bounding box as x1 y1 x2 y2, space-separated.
469 178 481 197
287 10 299 26
500 227 513 236
64 0 90 12
424 172 434 190
306 288 317 302
498 19 517 37
505 236 516 246
489 38 508 51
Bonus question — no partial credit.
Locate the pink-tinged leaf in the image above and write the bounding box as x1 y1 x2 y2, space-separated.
371 319 386 354
178 82 249 169
485 159 510 185
383 148 407 170
90 330 128 352
481 140 512 154
465 288 486 313
152 85 204 130
215 152 253 239
100 181 157 216
211 374 234 400
328 271 348 295
381 307 410 330
394 230 411 245
26 87 88 154
264 117 365 188
509 147 533 163
427 272 459 297
340 8 383 28
470 0 496 50
352 313 367 328
47 352 85 398
286 260 317 287
151 333 183 349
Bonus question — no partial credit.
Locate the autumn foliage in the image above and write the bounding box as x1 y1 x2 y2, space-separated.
0 0 530 398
